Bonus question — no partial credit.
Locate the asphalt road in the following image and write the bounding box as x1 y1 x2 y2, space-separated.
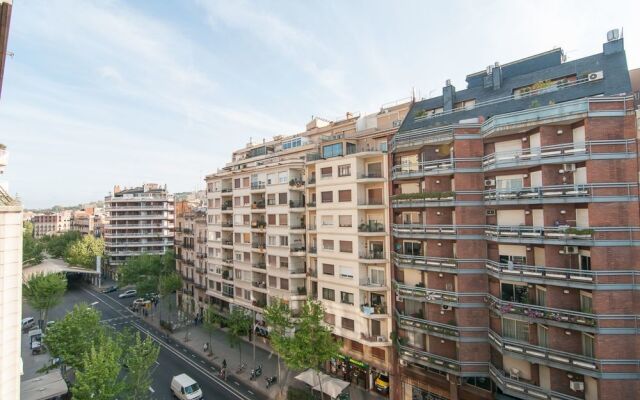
24 278 265 400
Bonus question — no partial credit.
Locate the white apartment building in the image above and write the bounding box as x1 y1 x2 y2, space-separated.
104 184 175 272
31 211 72 239
205 100 410 393
176 205 208 316
0 146 23 400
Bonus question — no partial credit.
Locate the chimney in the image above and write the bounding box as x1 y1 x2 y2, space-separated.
442 80 455 112
113 185 121 194
492 62 502 90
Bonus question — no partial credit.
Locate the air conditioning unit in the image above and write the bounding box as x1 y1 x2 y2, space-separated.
561 246 579 255
441 304 450 311
562 163 576 172
486 209 496 216
569 381 585 392
588 71 604 81
484 179 496 187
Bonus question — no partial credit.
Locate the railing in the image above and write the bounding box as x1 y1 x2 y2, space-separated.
394 281 459 304
360 172 383 179
484 225 640 243
397 345 461 372
359 251 385 260
221 188 233 193
290 224 306 230
396 311 461 338
251 221 267 229
358 199 385 206
306 201 316 207
360 304 387 315
484 182 638 202
486 294 597 328
307 177 316 184
488 330 600 373
392 157 481 176
290 246 306 254
358 222 385 232
309 246 317 254
251 182 265 190
289 178 305 187
252 263 266 270
252 281 267 289
359 277 386 288
392 252 458 271
489 364 583 400
308 224 316 231
289 200 305 208
222 240 233 246
221 203 233 211
221 222 233 228
360 333 389 343
251 242 266 250
482 139 636 169
393 224 468 237
251 202 266 209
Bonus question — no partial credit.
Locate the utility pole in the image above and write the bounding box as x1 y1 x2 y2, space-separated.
252 310 256 364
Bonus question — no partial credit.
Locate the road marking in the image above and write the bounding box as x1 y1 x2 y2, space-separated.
234 381 240 386
248 390 254 395
149 386 155 393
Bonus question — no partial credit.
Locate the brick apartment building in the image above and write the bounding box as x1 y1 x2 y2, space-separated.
390 33 639 400
31 211 72 239
104 184 174 274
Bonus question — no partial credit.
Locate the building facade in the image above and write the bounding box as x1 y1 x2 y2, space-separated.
175 202 208 316
205 101 410 394
70 207 105 237
0 146 22 400
31 211 72 239
104 184 174 272
390 35 639 400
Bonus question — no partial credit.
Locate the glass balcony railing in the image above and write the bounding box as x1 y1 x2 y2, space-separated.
393 252 458 271
486 294 597 328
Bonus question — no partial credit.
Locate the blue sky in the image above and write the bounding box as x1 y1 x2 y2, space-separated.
2 0 639 209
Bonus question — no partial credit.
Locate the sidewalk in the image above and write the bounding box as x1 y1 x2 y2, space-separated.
138 301 385 400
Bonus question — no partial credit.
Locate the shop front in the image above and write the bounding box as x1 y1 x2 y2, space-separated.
329 354 389 395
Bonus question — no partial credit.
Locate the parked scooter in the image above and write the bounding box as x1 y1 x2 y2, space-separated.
250 364 262 380
266 375 277 388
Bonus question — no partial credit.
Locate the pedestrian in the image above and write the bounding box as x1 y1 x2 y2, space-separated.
203 342 209 353
194 316 198 325
222 359 227 369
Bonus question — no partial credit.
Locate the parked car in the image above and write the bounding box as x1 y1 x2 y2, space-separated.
143 292 159 302
118 289 137 298
22 317 36 333
170 373 203 400
374 372 389 394
102 285 118 293
131 298 150 311
46 321 56 328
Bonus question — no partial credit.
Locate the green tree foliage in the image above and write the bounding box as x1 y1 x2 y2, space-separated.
227 307 252 364
22 221 44 266
264 299 294 396
119 250 180 297
65 234 105 269
22 273 67 331
72 337 125 400
44 304 106 369
44 231 82 258
203 308 223 356
122 332 160 400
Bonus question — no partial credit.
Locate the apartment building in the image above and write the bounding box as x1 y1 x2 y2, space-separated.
104 184 174 273
70 207 105 237
205 101 409 393
175 202 208 316
390 33 639 400
0 145 22 400
31 211 72 239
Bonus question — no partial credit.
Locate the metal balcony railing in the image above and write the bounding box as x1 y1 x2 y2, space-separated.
251 182 265 190
359 250 385 260
489 364 583 400
396 311 462 339
392 252 458 271
484 182 639 203
394 281 459 304
486 294 597 328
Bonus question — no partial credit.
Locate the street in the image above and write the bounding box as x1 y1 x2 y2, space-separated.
22 278 266 400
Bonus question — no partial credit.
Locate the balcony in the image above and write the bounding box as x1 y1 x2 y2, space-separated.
359 303 388 317
289 246 306 256
289 200 305 209
394 281 459 305
482 139 636 172
397 345 461 373
360 333 391 345
484 183 639 205
221 202 233 211
221 240 233 248
391 191 457 208
393 252 458 273
393 224 481 240
221 188 233 194
483 225 639 245
396 311 463 341
251 182 265 191
251 242 266 252
289 178 305 189
489 364 583 400
359 277 387 291
488 330 605 376
252 281 267 289
307 177 316 185
486 294 597 332
392 157 482 180
358 221 385 234
357 199 385 209
251 201 266 210
290 224 306 232
357 172 385 182
309 246 317 254
252 262 266 270
358 250 386 263
306 201 316 208
250 220 267 230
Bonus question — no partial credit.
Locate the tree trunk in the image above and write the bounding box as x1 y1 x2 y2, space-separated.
317 370 324 400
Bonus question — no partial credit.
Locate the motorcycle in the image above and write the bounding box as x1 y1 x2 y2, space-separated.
266 375 277 388
250 364 262 380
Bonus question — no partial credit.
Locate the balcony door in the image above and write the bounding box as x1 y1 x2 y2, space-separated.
367 188 383 204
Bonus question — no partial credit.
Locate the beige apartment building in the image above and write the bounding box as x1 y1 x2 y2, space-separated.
104 184 174 275
70 207 105 237
205 100 410 394
31 211 72 239
175 202 208 316
0 145 23 400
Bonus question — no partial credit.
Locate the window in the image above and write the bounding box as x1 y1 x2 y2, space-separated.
321 215 333 226
279 214 288 226
322 288 335 301
338 190 351 202
339 241 353 253
338 215 352 227
280 278 289 290
367 162 382 178
369 268 385 285
350 340 363 353
268 214 276 225
580 292 593 313
341 317 354 331
278 172 288 184
322 240 334 250
282 137 302 149
499 254 527 265
323 264 335 276
268 255 277 266
321 191 333 203
502 318 529 342
269 276 277 288
538 325 548 347
338 164 351 177
322 143 343 159
324 313 335 325
268 235 277 246
280 258 289 269
321 167 332 178
234 197 241 206
279 236 288 246
234 252 242 261
535 286 546 307
234 178 241 189
403 241 421 256
242 177 250 188
339 266 353 279
582 333 595 358
501 282 529 303
279 193 288 205
580 254 591 271
266 173 275 185
234 233 241 242
371 348 385 361
243 195 250 206
267 194 276 205
340 291 354 305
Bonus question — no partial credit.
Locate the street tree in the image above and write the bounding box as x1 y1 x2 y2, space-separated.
44 303 106 370
22 273 67 331
65 234 105 269
227 307 252 366
203 307 223 356
264 299 294 397
285 300 340 398
122 332 160 400
22 221 44 266
72 337 125 400
45 231 82 258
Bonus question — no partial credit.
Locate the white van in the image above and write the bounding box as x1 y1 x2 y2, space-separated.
21 317 35 332
170 373 203 400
